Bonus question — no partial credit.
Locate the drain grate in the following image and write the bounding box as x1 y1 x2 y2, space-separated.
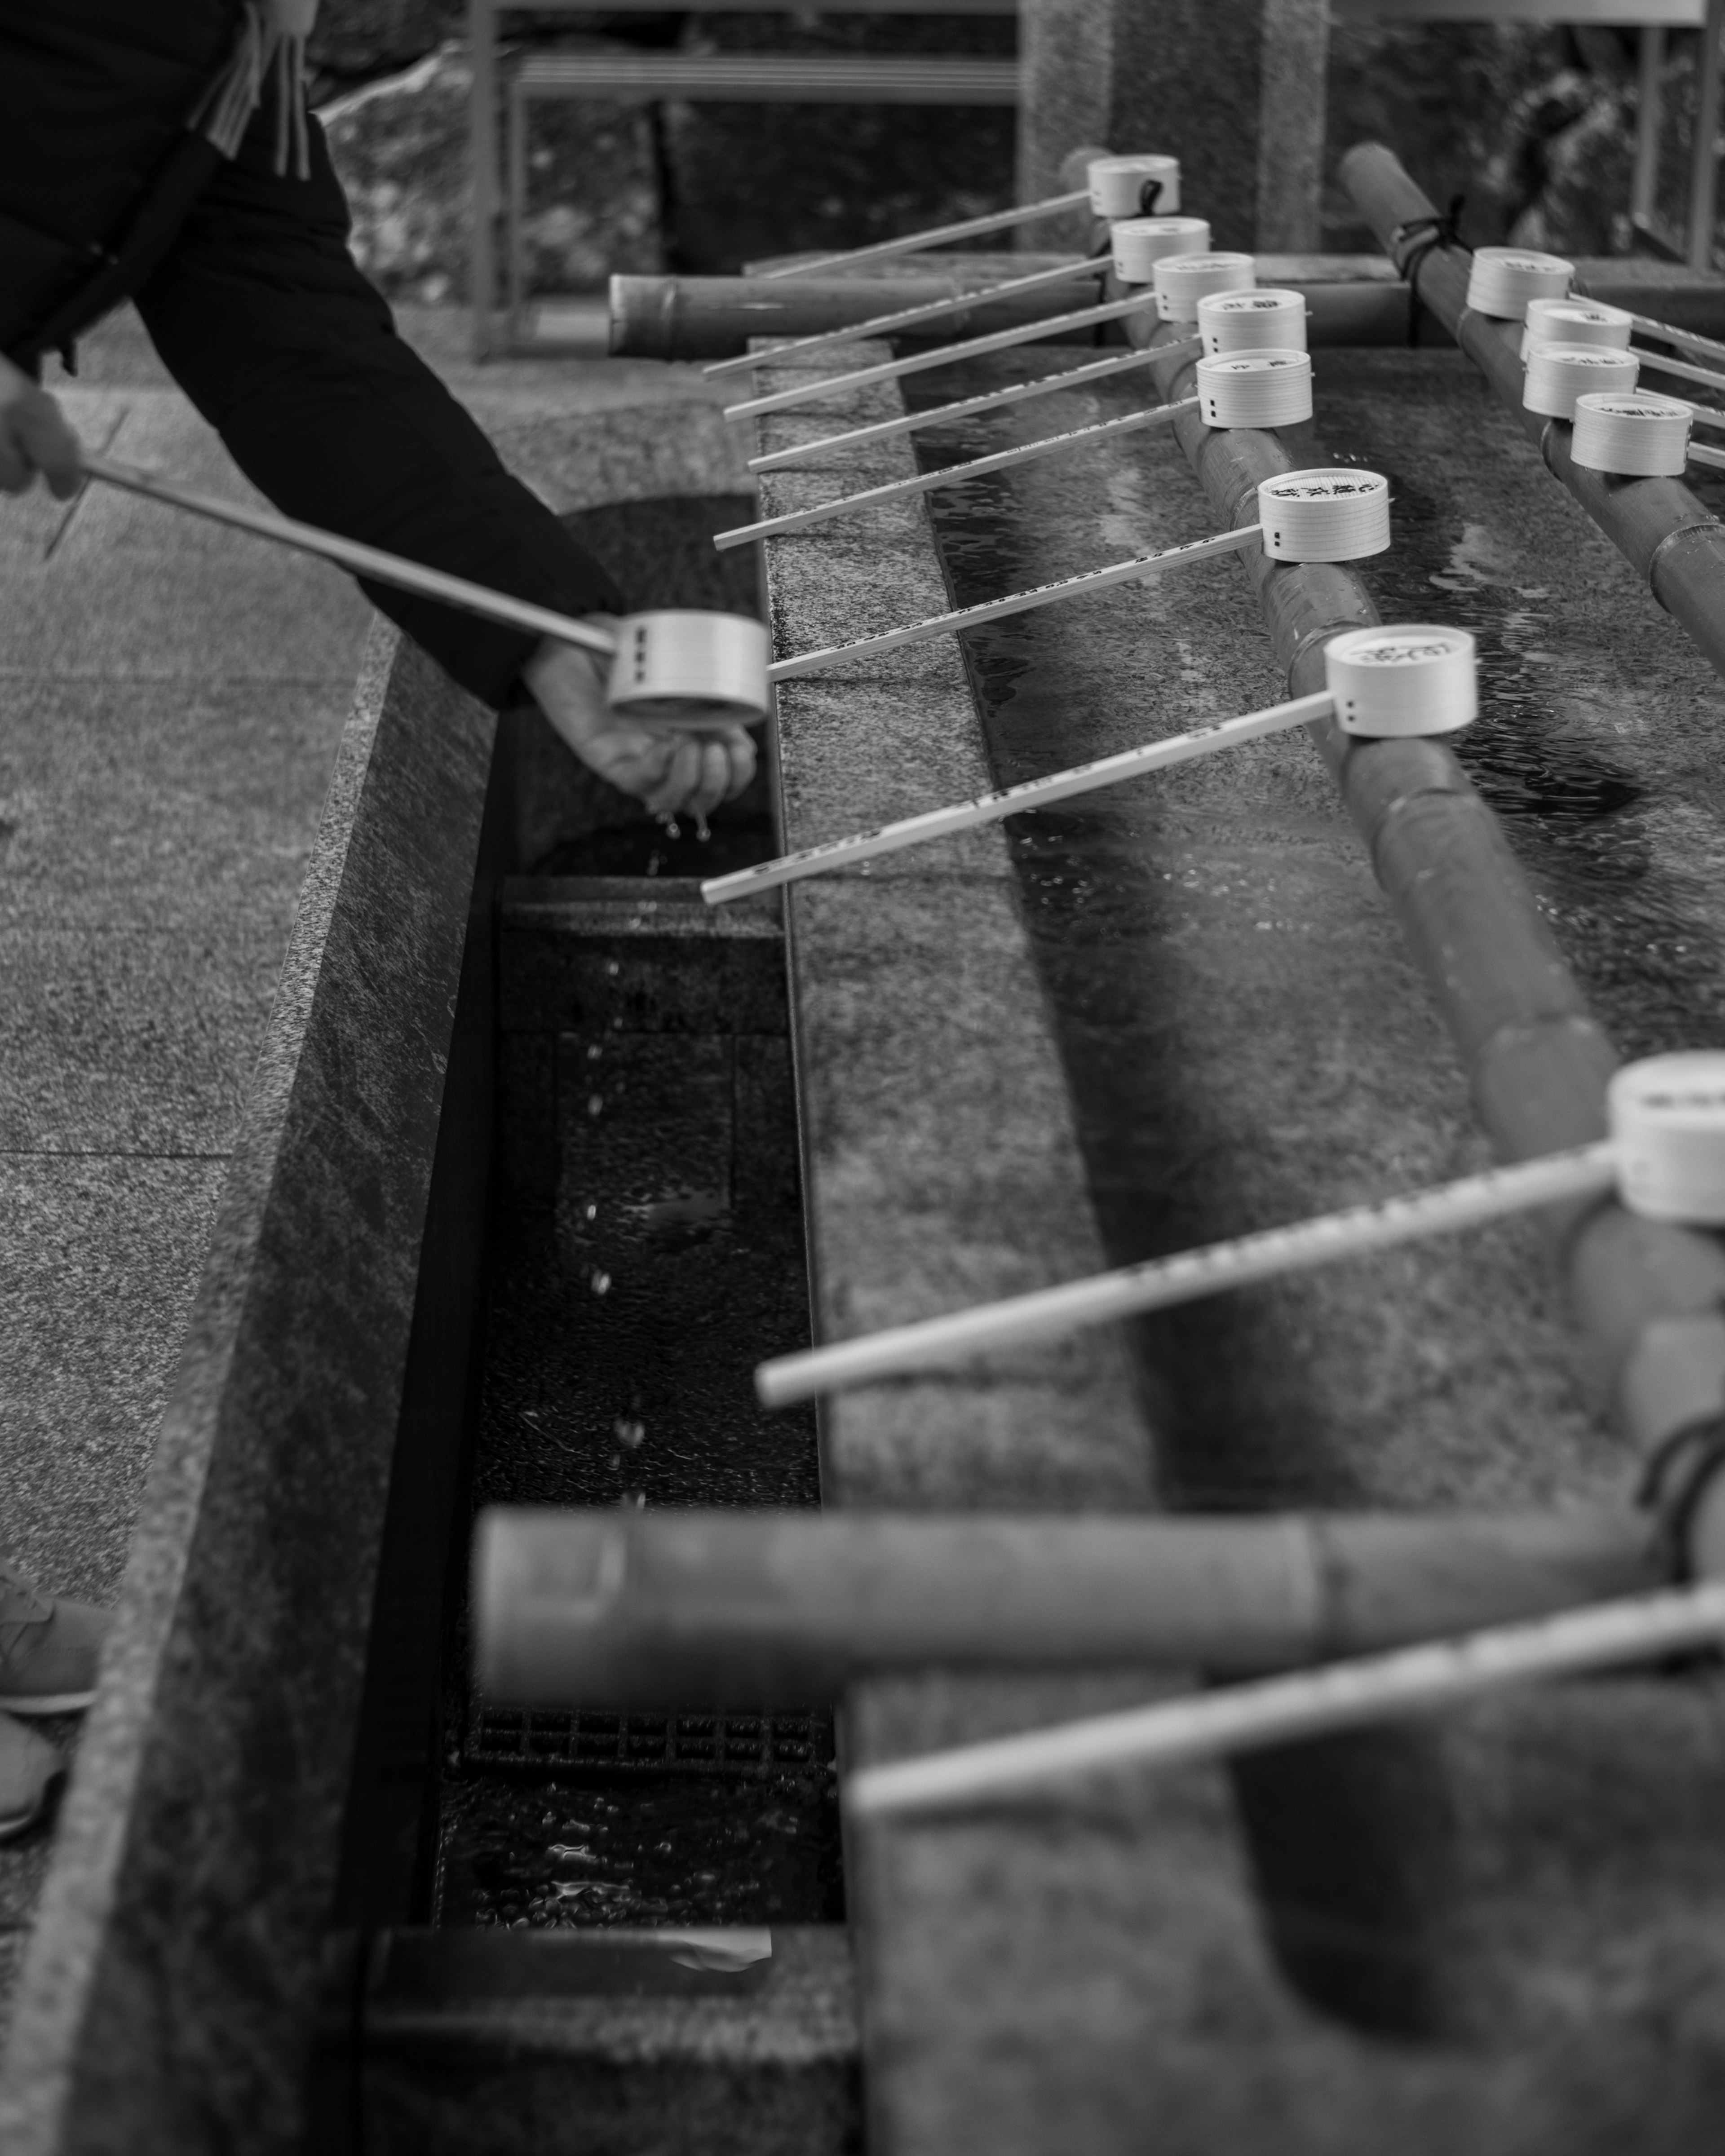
466 1700 835 1779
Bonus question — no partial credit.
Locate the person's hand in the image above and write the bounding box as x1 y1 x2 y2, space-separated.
0 355 82 500
522 628 758 822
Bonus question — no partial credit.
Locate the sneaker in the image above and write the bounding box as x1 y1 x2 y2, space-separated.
0 1713 63 1842
0 1558 110 1714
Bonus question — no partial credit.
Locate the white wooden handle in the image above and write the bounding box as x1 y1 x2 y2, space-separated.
82 454 618 659
759 188 1090 281
755 1142 1618 1404
748 346 1170 473
765 524 1260 681
724 292 1161 422
1633 346 1725 396
701 258 1100 379
1628 309 1725 368
716 393 1199 550
845 1578 1725 1818
701 691 1331 904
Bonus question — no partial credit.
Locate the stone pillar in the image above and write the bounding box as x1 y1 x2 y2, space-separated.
1018 0 1329 253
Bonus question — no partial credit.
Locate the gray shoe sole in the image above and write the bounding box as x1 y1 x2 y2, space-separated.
0 1689 96 1715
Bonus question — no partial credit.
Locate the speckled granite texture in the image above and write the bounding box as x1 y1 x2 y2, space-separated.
751 309 1725 2150
0 329 757 2145
0 626 493 2156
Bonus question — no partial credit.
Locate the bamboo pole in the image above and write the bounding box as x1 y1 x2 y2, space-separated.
81 455 618 659
472 1504 1662 1706
757 186 1092 281
765 524 1260 682
700 691 1330 903
845 1579 1725 1819
723 291 1160 422
714 393 1199 549
607 270 1104 362
756 1145 1618 1405
700 257 1102 379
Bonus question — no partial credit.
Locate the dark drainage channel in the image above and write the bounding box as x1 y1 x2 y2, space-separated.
307 499 852 2156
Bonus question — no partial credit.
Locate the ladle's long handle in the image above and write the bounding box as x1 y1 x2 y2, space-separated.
766 523 1261 682
760 187 1091 281
714 389 1201 551
724 291 1159 423
701 257 1100 380
701 690 1333 905
81 453 619 660
756 1141 1619 1404
846 1578 1725 1818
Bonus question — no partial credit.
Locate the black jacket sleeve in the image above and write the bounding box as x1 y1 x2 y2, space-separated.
133 100 624 708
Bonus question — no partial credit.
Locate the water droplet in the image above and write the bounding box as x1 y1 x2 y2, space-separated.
605 959 620 977
624 1490 646 1509
663 817 681 840
588 1093 604 1117
614 1417 646 1449
591 1269 611 1295
694 815 711 843
584 1200 598 1222
586 1043 602 1062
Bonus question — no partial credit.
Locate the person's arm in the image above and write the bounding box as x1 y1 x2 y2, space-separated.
130 106 752 819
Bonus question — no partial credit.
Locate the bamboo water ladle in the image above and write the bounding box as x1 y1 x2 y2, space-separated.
78 453 771 726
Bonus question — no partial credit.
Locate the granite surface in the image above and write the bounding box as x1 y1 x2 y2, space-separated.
751 319 1725 2149
0 625 491 2156
0 384 374 2055
748 343 1153 1515
0 314 763 2128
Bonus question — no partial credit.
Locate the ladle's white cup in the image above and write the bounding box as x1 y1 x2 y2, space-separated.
1198 287 1308 354
606 612 771 727
1256 469 1392 562
1522 342 1640 420
1197 348 1312 428
1520 296 1633 360
1154 252 1257 323
1610 1052 1725 1223
1088 154 1181 219
1571 390 1694 477
1322 625 1477 737
1465 247 1573 321
1111 216 1210 285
